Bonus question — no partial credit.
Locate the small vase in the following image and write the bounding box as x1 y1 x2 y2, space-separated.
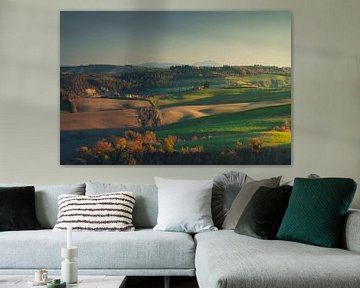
61 247 78 284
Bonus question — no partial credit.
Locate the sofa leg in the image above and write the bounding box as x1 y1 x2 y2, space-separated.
164 276 170 288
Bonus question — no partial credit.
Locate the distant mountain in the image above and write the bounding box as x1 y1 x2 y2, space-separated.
192 60 223 67
137 62 180 68
60 64 149 75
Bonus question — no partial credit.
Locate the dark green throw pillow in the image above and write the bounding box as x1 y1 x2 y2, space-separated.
0 186 41 231
235 185 293 239
277 178 357 247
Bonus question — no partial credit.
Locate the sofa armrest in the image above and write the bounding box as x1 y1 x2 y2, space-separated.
342 209 360 253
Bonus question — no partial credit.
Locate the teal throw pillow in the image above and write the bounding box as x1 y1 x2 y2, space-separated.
277 178 357 247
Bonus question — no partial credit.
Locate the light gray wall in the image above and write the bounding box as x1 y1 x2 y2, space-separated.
0 0 359 208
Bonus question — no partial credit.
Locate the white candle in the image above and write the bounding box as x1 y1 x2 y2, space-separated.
67 225 72 249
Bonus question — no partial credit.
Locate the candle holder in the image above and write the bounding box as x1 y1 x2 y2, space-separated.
61 247 78 284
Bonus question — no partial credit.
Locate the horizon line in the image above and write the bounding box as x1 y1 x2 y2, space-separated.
60 63 292 68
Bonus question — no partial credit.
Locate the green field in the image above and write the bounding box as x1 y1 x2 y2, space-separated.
151 87 290 108
226 74 290 85
156 104 291 153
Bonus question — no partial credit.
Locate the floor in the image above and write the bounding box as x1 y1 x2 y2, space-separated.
126 276 199 288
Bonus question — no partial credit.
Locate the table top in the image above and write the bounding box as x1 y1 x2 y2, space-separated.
0 275 126 288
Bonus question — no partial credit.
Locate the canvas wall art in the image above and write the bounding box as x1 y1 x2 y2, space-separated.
60 11 292 165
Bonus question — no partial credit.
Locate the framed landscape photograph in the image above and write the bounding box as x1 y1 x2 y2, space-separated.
60 11 292 165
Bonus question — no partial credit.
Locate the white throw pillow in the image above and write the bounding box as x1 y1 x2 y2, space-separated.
153 177 217 233
53 192 135 232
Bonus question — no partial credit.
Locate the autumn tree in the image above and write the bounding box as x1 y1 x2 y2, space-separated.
163 136 175 153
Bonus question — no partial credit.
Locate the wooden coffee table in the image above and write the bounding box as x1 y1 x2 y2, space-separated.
0 275 126 288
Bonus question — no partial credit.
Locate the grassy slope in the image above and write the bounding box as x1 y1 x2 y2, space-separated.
153 87 290 108
226 74 290 85
173 131 291 153
155 104 291 152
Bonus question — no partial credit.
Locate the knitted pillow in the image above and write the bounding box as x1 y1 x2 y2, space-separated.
277 178 357 247
53 192 135 231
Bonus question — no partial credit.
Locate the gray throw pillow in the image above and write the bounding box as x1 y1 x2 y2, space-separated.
0 183 85 228
212 171 252 228
153 177 217 233
283 173 320 186
222 176 281 230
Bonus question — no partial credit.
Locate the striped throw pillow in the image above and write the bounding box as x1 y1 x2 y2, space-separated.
53 192 136 231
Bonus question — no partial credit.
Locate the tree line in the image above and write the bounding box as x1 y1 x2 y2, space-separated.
60 65 291 100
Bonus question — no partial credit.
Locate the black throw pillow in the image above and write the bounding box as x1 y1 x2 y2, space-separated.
0 186 41 231
234 185 292 239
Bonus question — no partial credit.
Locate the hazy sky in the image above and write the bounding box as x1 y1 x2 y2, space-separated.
61 11 291 67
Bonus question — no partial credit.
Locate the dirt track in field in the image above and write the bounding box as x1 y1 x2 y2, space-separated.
60 98 290 131
160 99 291 124
61 98 151 131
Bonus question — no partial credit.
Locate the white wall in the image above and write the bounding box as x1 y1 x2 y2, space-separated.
0 0 359 208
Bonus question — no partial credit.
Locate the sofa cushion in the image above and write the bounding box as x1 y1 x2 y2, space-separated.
0 229 195 271
86 182 158 229
234 185 292 239
195 230 360 288
0 186 40 231
0 183 85 228
222 176 281 229
277 178 357 247
53 192 136 232
212 171 251 228
154 177 216 233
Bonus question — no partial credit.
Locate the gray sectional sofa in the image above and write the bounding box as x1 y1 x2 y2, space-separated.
0 181 360 288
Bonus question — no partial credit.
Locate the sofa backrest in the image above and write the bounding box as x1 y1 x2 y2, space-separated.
0 183 86 228
86 181 158 229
